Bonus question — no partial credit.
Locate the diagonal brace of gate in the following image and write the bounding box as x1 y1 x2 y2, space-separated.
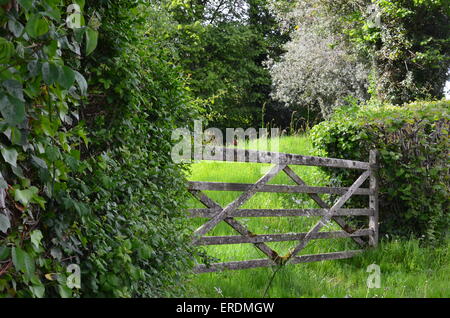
193 164 287 240
189 190 280 261
282 166 366 248
284 170 371 264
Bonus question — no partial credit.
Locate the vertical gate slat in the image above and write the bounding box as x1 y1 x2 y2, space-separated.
369 150 379 247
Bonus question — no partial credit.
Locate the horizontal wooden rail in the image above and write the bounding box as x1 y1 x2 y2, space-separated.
188 182 372 196
195 229 373 246
200 147 370 170
194 250 363 273
188 208 374 218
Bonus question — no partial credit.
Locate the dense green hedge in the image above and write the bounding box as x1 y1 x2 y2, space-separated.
0 0 196 297
311 100 449 244
0 0 95 298
74 1 197 297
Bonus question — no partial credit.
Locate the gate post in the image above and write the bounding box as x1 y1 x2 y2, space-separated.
369 150 379 247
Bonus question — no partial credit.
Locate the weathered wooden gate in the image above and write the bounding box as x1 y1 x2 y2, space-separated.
188 148 379 273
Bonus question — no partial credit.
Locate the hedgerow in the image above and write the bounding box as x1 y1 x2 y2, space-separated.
311 100 449 244
0 0 197 297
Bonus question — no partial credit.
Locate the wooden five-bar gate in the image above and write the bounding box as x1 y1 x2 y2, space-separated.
188 148 379 273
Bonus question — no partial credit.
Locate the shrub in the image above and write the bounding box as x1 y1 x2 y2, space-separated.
48 1 198 297
269 0 450 116
0 0 96 298
0 0 197 297
310 100 449 243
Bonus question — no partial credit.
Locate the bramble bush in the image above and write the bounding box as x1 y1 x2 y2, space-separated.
311 100 449 244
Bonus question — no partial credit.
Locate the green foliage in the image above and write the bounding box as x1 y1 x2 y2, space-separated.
271 0 449 114
67 1 196 297
346 0 450 103
0 0 196 297
0 0 96 297
169 0 288 129
176 22 268 127
311 100 450 243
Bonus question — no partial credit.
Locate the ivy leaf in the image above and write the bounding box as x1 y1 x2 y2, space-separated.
74 71 88 96
0 175 7 189
41 3 61 21
3 79 24 101
45 145 60 162
0 214 10 234
85 27 98 56
8 19 24 38
30 230 43 250
50 248 62 260
12 247 35 277
32 193 46 209
30 285 45 298
17 0 33 10
11 165 24 179
0 171 7 187
0 94 26 126
73 27 85 43
40 116 59 137
58 284 73 298
27 60 41 78
1 147 18 167
25 14 49 38
10 126 23 145
44 40 58 58
57 65 76 89
0 37 15 65
31 155 48 169
12 247 24 271
23 254 36 278
14 187 39 206
42 62 59 85
45 273 59 281
0 246 10 260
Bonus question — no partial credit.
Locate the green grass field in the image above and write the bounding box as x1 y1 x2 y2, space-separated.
185 135 450 298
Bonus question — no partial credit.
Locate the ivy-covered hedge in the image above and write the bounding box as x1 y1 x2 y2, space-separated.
0 0 196 297
311 100 449 244
71 1 197 297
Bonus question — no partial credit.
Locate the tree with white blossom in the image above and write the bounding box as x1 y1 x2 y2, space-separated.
267 0 370 118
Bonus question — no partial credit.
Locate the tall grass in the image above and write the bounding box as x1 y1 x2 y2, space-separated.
185 135 450 298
